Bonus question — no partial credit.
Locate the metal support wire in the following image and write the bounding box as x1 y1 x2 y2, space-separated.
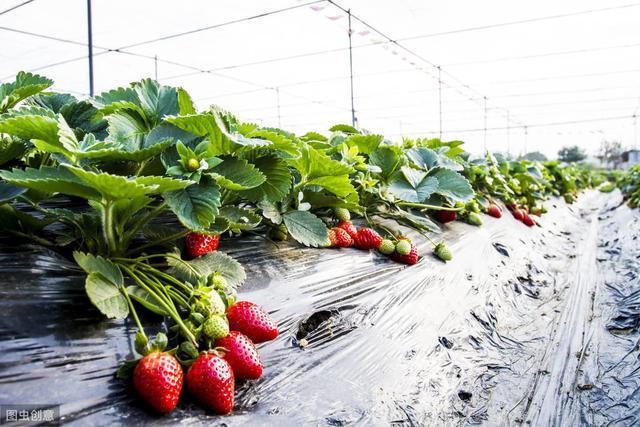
275 87 282 128
438 66 443 139
347 9 356 127
506 110 511 157
483 96 488 152
86 0 94 96
154 55 158 81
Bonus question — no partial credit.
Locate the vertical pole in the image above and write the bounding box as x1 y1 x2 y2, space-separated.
438 66 442 139
87 0 94 96
633 114 637 149
524 126 528 156
275 87 282 128
347 9 356 127
154 55 158 81
483 96 488 153
506 110 511 157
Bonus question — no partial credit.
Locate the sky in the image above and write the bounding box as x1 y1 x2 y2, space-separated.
1 0 639 159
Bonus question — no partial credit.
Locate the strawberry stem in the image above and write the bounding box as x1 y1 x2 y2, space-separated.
121 265 197 347
396 202 462 211
121 287 147 340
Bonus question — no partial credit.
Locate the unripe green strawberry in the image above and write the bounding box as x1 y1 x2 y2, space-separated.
204 315 229 339
334 207 351 222
435 241 452 262
186 158 200 171
378 239 395 255
395 239 412 255
209 272 227 290
209 291 226 315
467 212 483 226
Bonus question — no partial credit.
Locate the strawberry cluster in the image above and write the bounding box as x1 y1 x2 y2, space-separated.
132 300 278 415
507 204 537 227
326 208 421 265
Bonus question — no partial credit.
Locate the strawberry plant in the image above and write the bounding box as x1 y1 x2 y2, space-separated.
0 70 605 416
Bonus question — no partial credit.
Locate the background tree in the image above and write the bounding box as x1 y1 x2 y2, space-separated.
520 151 548 161
557 145 587 163
596 140 623 169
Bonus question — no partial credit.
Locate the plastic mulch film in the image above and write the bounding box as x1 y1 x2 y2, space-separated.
0 190 639 425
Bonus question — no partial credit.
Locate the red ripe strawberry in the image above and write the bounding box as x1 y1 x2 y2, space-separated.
353 227 383 250
133 352 183 413
512 209 524 221
185 233 219 258
215 331 263 380
522 213 536 227
487 204 502 218
186 352 234 415
226 301 279 344
337 221 358 239
328 227 353 247
434 210 457 223
391 242 419 265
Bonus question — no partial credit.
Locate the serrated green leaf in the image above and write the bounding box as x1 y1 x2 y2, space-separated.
329 124 359 134
134 78 179 124
300 131 327 142
0 109 58 144
305 175 356 198
168 251 246 289
258 201 282 224
211 157 266 190
85 273 129 319
0 137 26 166
346 134 383 154
246 129 300 158
0 166 99 200
64 165 164 199
369 146 402 180
164 177 221 230
133 175 193 192
73 251 123 286
0 182 26 203
283 210 329 247
0 71 53 113
177 87 196 115
218 206 262 231
301 191 361 212
238 155 291 203
429 167 474 202
406 147 463 171
388 166 438 203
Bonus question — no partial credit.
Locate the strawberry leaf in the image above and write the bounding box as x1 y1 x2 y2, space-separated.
0 71 53 113
85 273 129 319
167 251 246 289
73 251 123 286
238 155 291 203
329 124 359 134
0 166 100 200
218 206 262 232
369 145 402 180
282 210 329 247
211 157 266 190
388 166 438 203
429 167 474 202
164 177 221 231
